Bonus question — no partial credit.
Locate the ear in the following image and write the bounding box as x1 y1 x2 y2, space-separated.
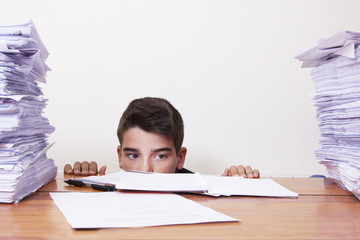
117 145 124 169
176 147 187 171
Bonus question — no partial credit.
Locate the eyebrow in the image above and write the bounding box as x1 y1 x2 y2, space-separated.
152 147 173 153
122 147 173 153
122 147 139 152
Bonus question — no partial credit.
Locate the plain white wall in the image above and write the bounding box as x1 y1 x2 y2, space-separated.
1 0 360 175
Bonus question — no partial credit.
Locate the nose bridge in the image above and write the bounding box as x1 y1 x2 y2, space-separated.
140 157 152 172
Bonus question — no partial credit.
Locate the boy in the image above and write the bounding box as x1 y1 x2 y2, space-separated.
64 97 260 178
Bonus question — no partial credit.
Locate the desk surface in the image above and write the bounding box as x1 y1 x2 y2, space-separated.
1 174 359 240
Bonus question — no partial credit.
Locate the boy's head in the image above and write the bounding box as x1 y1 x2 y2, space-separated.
117 97 184 153
116 97 187 173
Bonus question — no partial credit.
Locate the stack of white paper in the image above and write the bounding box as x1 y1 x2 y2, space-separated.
296 30 360 200
0 21 56 203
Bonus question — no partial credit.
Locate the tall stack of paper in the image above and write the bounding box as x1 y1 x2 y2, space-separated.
296 31 360 200
0 21 56 203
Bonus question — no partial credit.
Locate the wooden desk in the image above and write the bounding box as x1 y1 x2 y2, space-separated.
0 174 359 240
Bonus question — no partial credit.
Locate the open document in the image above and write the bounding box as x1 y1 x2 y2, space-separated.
50 192 239 229
75 171 298 198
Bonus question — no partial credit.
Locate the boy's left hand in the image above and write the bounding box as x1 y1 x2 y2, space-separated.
221 165 260 178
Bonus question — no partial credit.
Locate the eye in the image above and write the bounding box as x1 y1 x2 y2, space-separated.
155 154 167 160
127 153 139 160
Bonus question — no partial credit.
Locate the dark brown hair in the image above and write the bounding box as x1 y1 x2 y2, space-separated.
117 97 184 153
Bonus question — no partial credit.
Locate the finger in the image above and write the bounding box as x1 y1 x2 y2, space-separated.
253 169 260 178
64 164 73 174
81 161 90 176
236 165 246 177
245 166 254 178
99 166 107 175
89 161 98 175
73 161 82 175
230 166 239 176
221 168 230 176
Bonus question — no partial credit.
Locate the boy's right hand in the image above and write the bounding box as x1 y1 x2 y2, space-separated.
64 161 107 176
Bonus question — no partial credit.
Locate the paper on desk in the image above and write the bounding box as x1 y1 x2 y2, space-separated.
50 192 239 229
78 171 209 192
296 30 360 200
0 20 55 203
202 176 299 198
78 171 298 198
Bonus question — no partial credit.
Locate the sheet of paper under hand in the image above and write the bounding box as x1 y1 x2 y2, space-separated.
50 192 239 229
201 176 298 197
77 171 298 198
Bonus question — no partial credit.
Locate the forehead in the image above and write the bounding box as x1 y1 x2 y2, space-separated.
122 127 175 150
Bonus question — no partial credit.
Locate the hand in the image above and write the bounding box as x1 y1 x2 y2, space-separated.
64 161 107 176
221 165 260 178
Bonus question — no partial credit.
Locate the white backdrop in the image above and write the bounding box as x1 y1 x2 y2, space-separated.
1 0 360 175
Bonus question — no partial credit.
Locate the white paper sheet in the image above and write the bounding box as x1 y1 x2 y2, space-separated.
295 31 360 68
77 171 298 198
78 171 209 192
50 192 239 229
202 176 298 197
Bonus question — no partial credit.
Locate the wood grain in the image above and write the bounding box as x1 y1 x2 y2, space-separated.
0 174 358 239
